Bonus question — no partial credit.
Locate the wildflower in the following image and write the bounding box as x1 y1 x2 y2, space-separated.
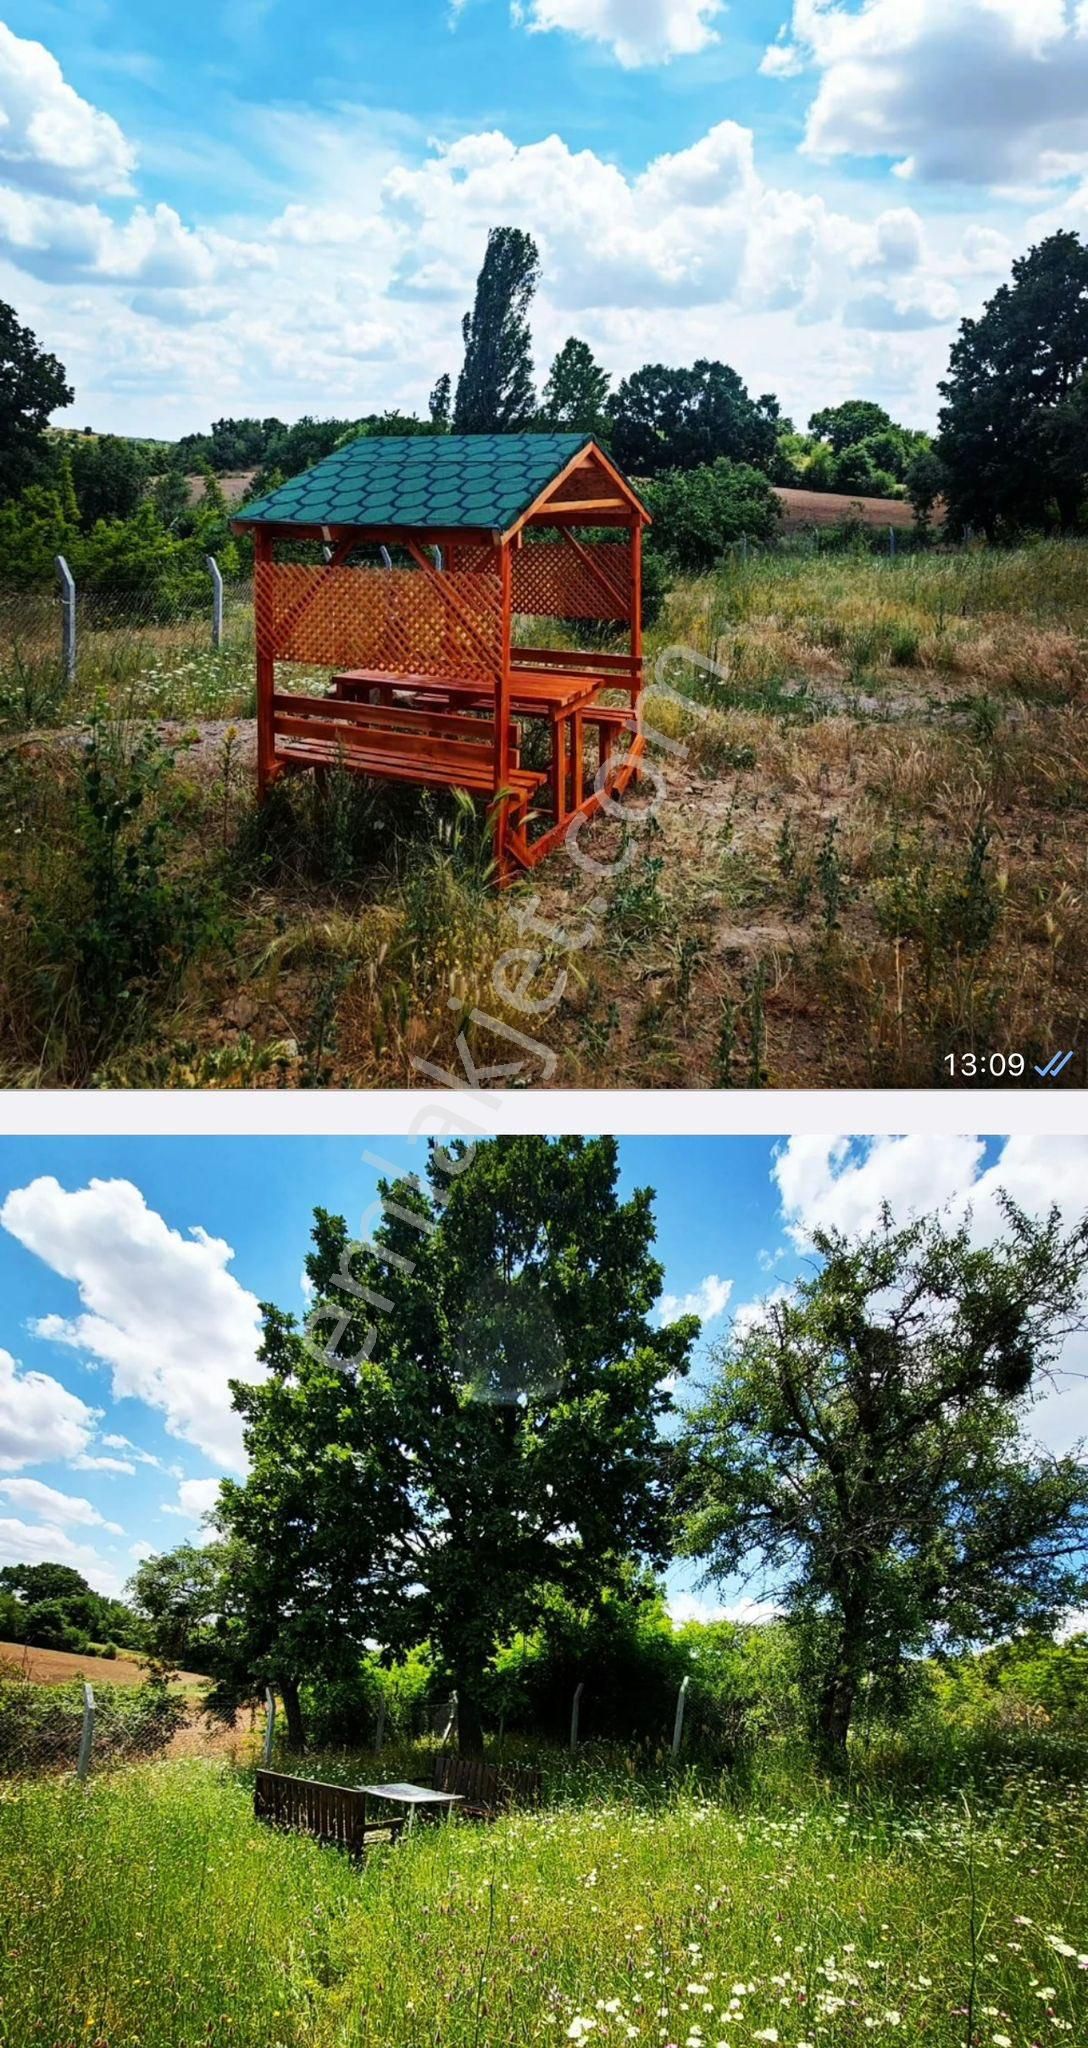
568 2020 596 2041
752 2032 779 2044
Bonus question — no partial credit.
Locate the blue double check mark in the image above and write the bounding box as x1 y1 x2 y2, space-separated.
1035 1051 1074 1079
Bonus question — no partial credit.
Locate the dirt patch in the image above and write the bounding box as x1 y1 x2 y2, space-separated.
0 1641 210 1691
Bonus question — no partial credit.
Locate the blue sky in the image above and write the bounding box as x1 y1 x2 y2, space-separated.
2 2 1087 437
1 1132 1085 1625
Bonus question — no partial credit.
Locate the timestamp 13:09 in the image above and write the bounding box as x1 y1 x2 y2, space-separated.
943 1052 1027 1079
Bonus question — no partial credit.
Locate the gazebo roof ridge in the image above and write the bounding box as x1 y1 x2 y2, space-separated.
232 430 648 538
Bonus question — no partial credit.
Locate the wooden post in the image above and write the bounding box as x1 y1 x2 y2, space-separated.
495 538 514 880
263 1685 277 1767
77 1681 95 1782
630 520 643 736
253 529 276 800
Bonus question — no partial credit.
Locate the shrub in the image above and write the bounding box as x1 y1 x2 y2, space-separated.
642 459 781 571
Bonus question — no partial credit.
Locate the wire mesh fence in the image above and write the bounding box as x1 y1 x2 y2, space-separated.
0 563 255 733
0 1654 264 1784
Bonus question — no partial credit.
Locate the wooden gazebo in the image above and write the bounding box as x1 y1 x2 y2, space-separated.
232 433 649 882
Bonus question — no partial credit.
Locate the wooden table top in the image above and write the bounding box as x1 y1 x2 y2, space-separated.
332 668 604 714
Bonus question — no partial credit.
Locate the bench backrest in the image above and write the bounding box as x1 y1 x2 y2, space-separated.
254 1768 394 1852
432 1753 543 1812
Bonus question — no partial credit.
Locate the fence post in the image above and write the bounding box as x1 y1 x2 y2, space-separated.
206 554 224 648
888 525 896 559
262 1685 277 1767
740 533 749 565
77 1681 95 1782
570 1680 584 1755
672 1675 690 1758
55 554 76 684
374 1698 386 1752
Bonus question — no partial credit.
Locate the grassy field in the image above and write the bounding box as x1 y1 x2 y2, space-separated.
1 1742 1086 2048
0 540 1084 1088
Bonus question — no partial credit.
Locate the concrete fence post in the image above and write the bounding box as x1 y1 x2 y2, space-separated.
570 1680 584 1755
888 525 897 559
374 1698 386 1752
55 554 76 684
77 1681 95 1782
262 1685 277 1767
379 546 393 569
206 554 224 648
672 1674 690 1758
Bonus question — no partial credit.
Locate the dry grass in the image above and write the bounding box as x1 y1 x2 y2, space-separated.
0 540 1084 1088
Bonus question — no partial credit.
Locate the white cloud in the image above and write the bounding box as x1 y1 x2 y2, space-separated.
70 1452 136 1475
658 1273 733 1326
514 0 725 66
0 188 273 288
0 1477 122 1534
0 1345 97 1471
0 22 136 198
0 1177 265 1472
765 0 1088 185
0 1516 123 1595
668 1591 783 1626
162 1476 222 1539
129 1540 154 1562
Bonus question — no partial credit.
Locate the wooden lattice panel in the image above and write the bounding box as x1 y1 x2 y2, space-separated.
513 538 631 622
256 561 503 680
543 458 617 504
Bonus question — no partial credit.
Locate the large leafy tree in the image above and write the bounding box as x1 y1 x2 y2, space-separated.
541 337 611 438
272 1136 697 1753
453 227 540 433
609 360 779 477
808 400 894 456
0 301 73 499
938 230 1088 535
681 1201 1088 1763
207 1308 420 1749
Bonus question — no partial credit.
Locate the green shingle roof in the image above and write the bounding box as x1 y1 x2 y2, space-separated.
235 432 620 534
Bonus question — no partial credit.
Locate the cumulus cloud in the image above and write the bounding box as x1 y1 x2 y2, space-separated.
0 22 136 197
764 0 1088 185
0 1345 97 1471
513 0 725 67
0 1515 123 1593
162 1476 223 1539
0 189 274 288
0 1477 123 1534
0 1178 265 1472
658 1274 733 1326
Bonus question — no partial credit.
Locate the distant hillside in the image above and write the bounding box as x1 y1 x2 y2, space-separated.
776 486 916 531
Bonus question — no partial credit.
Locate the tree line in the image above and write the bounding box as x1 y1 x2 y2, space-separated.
105 1136 1087 1767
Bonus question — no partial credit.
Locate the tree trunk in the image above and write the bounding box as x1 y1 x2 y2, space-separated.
280 1674 306 1752
813 1590 868 1767
456 1679 485 1757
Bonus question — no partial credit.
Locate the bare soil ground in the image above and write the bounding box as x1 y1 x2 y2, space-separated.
775 486 915 530
0 1641 209 1690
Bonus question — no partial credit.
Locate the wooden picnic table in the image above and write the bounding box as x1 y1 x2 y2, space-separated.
331 667 613 823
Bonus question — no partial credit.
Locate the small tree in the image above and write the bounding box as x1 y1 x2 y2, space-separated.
541 338 611 438
906 445 946 538
428 373 452 429
642 459 781 571
681 1201 1088 1763
0 302 73 500
453 227 540 434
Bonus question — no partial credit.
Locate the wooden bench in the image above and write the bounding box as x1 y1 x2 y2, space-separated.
271 692 544 809
254 1768 404 1858
431 1754 543 1821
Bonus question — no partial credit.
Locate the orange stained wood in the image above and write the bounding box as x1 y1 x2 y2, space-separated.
237 436 650 882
